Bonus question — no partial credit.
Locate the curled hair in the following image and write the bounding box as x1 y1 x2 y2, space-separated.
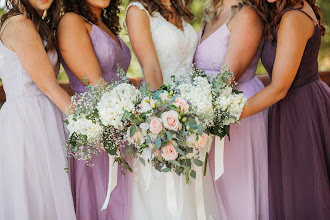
0 0 61 52
252 0 325 42
63 0 122 34
130 0 194 23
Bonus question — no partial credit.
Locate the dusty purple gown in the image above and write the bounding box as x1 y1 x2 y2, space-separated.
60 17 132 220
261 8 330 220
194 21 269 219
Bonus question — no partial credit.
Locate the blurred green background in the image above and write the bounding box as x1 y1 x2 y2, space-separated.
0 0 329 82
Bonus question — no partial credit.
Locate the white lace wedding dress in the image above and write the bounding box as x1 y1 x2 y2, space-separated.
125 2 222 220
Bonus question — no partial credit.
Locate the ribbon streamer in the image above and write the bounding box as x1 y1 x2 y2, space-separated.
195 164 207 220
101 154 118 210
214 136 225 180
165 172 183 220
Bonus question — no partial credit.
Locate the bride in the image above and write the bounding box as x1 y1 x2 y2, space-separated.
125 0 222 219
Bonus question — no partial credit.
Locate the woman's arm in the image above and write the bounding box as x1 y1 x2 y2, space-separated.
57 13 103 86
224 6 264 82
5 16 71 113
240 10 317 119
126 6 163 91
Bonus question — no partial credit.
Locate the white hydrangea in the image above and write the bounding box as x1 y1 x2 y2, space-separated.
67 114 103 143
216 91 247 125
178 77 214 126
96 83 141 129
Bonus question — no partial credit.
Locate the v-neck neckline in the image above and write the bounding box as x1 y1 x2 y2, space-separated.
91 24 123 50
199 21 230 46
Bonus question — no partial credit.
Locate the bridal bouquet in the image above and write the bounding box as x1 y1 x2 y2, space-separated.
65 66 247 182
64 70 140 171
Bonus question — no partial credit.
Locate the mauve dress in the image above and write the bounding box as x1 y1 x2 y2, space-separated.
194 21 269 220
60 17 132 220
261 9 330 220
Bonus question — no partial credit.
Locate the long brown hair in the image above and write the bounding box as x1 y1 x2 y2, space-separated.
253 0 325 42
63 0 122 34
0 0 61 52
131 0 194 23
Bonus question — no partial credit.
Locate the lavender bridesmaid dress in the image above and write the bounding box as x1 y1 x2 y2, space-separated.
262 9 330 220
0 15 76 220
194 22 269 220
60 17 132 220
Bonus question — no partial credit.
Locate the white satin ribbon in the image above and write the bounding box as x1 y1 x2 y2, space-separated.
165 172 183 220
195 164 207 220
214 136 225 180
101 154 118 210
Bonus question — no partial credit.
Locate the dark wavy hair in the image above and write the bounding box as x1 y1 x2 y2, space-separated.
63 0 122 34
252 0 325 42
131 0 194 23
0 0 61 52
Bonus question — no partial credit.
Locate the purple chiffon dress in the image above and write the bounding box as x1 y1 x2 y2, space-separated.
261 9 330 220
60 17 132 220
194 22 269 220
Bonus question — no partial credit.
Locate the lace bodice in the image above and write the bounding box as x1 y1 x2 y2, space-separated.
125 2 198 86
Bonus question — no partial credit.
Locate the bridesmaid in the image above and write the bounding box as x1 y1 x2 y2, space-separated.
0 0 76 219
57 0 132 219
194 0 269 219
240 0 330 219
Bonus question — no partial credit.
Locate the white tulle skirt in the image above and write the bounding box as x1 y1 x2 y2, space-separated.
0 95 76 220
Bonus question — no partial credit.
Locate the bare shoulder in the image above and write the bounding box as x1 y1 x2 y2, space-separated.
126 4 149 19
230 5 263 31
58 12 86 29
233 6 262 24
5 15 35 34
279 10 315 39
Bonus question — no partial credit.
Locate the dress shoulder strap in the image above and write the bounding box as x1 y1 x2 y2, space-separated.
79 15 93 24
281 8 318 25
0 14 24 36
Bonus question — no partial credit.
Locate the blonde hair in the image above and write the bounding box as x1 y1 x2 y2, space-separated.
203 0 252 24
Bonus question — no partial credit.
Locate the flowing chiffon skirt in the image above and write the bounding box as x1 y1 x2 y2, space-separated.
0 95 76 220
209 77 269 220
268 80 330 220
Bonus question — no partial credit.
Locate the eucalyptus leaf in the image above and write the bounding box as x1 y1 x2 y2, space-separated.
193 159 203 167
139 157 146 166
130 125 136 138
161 168 171 172
175 147 185 157
169 160 182 167
198 124 204 136
190 170 196 179
166 131 172 141
155 138 162 149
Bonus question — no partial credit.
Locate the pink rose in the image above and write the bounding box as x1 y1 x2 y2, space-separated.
162 110 181 131
127 128 144 144
186 133 210 149
159 91 170 101
149 118 163 134
196 133 209 149
173 97 189 114
161 141 178 161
